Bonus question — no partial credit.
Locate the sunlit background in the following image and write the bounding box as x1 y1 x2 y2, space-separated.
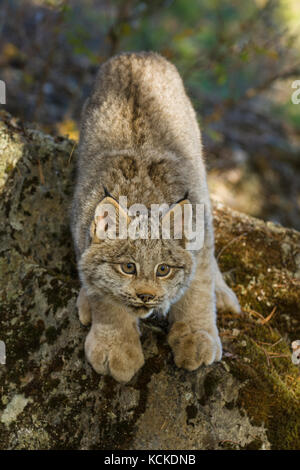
1 0 300 228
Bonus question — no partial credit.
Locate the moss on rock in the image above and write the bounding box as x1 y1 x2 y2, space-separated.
214 200 300 448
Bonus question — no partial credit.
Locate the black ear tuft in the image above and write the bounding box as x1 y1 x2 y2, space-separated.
103 186 111 198
103 186 119 203
174 191 189 205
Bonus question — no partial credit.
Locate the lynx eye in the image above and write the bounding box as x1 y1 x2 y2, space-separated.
121 262 136 275
156 264 171 277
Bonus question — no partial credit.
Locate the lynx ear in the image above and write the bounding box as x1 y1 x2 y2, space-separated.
90 197 130 243
161 199 192 243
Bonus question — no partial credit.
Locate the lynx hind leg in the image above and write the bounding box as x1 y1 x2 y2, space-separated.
77 287 92 325
214 258 241 314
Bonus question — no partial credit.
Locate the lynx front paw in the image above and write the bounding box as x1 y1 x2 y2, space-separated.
84 329 145 383
168 321 222 371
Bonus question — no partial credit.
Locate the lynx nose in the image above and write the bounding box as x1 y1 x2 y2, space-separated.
137 293 155 303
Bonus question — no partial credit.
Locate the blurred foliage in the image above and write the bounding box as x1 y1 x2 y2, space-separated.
274 101 300 130
1 0 299 127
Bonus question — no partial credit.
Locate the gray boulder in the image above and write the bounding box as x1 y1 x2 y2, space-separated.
0 111 299 449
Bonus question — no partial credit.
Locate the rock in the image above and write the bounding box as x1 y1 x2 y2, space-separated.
0 111 299 450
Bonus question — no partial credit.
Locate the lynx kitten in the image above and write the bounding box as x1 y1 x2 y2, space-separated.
71 52 240 383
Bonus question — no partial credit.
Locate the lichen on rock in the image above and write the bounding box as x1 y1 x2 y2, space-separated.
0 111 299 450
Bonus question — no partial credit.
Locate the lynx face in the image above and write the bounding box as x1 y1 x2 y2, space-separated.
78 195 196 317
79 236 195 317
